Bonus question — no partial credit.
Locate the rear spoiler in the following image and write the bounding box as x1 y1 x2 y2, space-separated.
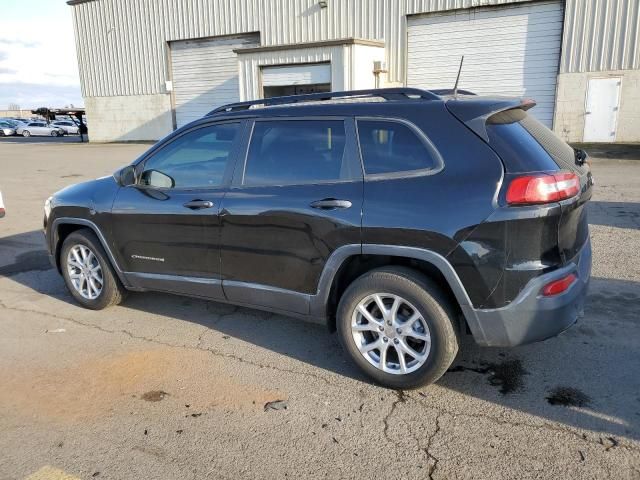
445 97 536 142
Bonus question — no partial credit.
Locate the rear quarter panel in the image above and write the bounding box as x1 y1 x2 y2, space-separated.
360 103 504 305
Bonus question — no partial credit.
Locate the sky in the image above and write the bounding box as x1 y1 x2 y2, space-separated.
0 0 83 110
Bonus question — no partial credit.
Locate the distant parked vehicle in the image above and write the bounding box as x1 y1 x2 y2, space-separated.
0 121 17 136
0 118 19 127
51 120 80 134
16 122 65 137
0 191 4 218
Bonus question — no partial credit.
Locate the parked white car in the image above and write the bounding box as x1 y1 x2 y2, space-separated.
0 121 16 136
51 120 80 134
15 122 65 137
0 191 4 218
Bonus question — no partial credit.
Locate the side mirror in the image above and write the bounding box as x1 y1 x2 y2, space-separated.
140 169 175 189
118 165 136 186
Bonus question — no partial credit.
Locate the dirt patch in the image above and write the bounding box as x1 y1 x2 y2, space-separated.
0 347 284 422
546 386 591 407
141 390 168 402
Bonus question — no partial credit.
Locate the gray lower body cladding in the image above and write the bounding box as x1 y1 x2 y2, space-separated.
464 239 592 347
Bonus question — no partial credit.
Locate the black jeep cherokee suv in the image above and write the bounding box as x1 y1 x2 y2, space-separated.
44 88 593 389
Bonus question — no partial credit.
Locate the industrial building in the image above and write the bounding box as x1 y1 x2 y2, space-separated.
68 0 640 143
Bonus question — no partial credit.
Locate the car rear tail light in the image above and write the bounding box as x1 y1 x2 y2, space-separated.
506 172 580 205
541 273 577 297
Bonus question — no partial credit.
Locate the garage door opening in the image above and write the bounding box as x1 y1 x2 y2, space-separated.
261 63 331 99
407 1 563 127
264 84 331 98
170 33 259 128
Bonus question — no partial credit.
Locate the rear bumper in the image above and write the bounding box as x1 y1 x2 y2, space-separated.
463 239 592 347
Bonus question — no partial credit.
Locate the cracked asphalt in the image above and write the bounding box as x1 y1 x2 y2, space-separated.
0 141 639 479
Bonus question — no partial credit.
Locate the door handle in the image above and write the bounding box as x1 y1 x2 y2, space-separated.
183 200 215 210
310 198 352 210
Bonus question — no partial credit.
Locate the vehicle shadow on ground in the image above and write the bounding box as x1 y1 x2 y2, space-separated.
0 231 51 276
3 231 639 442
588 201 640 229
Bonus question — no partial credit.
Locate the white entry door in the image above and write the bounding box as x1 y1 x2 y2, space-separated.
584 77 621 142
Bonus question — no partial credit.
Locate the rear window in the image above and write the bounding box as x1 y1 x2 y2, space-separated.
243 120 348 186
486 109 582 173
357 120 439 176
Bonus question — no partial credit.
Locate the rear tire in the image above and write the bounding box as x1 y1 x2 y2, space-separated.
336 266 459 389
50 131 58 137
60 229 127 310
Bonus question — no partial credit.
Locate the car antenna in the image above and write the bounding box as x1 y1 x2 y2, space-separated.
453 55 464 99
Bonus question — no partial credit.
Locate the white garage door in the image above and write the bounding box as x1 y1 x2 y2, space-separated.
170 34 259 127
262 63 331 86
407 1 563 127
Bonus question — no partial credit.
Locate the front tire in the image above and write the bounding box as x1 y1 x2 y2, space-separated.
22 130 30 137
51 130 59 137
60 229 127 310
336 267 459 389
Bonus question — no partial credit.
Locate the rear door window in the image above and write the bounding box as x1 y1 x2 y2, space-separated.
357 120 440 176
486 109 586 174
243 120 349 186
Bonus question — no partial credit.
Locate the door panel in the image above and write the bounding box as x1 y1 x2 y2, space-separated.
111 186 225 278
220 182 362 295
110 122 243 300
584 77 621 142
219 118 363 309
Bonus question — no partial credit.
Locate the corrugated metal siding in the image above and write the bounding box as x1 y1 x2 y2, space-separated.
560 0 640 73
71 0 640 97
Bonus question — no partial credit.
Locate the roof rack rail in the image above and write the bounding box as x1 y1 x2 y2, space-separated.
207 87 440 115
430 88 476 96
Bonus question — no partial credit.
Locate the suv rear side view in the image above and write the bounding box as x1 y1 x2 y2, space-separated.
44 88 593 389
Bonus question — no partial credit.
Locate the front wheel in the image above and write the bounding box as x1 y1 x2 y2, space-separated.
60 229 127 310
336 266 459 389
22 130 30 137
50 130 59 137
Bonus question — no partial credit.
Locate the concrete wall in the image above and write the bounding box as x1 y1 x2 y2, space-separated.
84 94 173 142
554 69 640 143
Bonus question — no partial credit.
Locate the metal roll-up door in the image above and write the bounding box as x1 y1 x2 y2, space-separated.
261 63 331 86
407 1 563 127
170 34 259 127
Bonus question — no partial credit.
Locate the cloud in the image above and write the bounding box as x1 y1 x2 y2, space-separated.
0 82 83 109
0 2 82 108
0 38 40 48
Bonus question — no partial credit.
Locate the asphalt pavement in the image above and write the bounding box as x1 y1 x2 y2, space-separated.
0 140 638 480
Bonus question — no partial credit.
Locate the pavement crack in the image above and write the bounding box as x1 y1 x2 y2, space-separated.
382 390 407 443
413 396 640 453
0 299 339 388
424 413 442 480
